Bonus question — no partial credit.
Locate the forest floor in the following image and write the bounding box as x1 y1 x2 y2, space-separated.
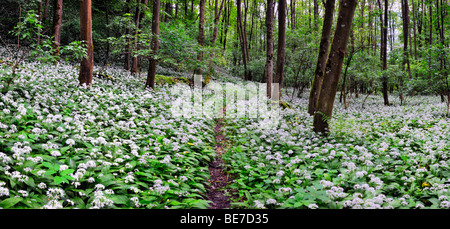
1 61 450 209
206 106 234 209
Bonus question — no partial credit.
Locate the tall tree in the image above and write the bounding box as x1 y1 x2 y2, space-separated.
401 0 412 78
145 0 161 89
378 0 389 106
198 0 206 63
237 0 251 80
308 0 337 115
79 0 93 86
313 0 358 133
274 0 286 98
265 0 274 98
52 0 63 56
131 0 149 74
411 0 418 59
124 0 131 71
212 0 225 46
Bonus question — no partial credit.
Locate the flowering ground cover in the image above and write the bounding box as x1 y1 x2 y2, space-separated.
222 90 450 209
1 60 450 209
0 62 217 208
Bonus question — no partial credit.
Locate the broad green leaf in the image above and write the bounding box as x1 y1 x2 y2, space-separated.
61 169 75 176
0 197 23 208
54 176 67 185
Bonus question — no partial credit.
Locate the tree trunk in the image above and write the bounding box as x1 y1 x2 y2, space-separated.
145 0 161 89
313 0 358 134
403 0 412 81
266 0 274 98
314 0 319 29
37 1 43 46
52 0 63 56
212 0 225 46
380 0 389 106
197 0 205 74
237 0 250 80
124 0 131 71
274 0 286 99
79 0 94 86
411 0 417 59
290 0 296 29
131 0 148 74
105 0 110 65
308 0 336 115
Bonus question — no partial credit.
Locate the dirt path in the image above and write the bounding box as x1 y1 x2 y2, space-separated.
206 108 234 209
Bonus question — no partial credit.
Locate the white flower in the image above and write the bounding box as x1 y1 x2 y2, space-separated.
51 150 61 157
38 182 47 189
266 199 277 205
308 203 319 209
0 187 9 197
276 171 285 177
66 139 75 146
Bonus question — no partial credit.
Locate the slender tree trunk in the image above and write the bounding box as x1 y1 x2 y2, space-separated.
291 0 296 29
52 0 63 56
402 0 412 79
275 0 286 99
145 0 161 89
79 0 94 86
412 0 418 59
37 1 43 46
237 0 249 80
212 0 225 46
124 0 131 71
379 0 389 106
105 0 110 65
131 0 147 74
197 0 206 74
266 0 274 98
308 0 336 115
43 0 51 24
313 0 358 133
314 0 319 29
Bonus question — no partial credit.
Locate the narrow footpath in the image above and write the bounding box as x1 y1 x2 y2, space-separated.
206 107 233 209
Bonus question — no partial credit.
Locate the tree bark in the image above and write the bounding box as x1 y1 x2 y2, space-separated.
197 0 205 74
212 0 225 46
313 0 358 134
237 0 250 80
275 0 286 99
314 0 319 28
131 0 149 74
79 0 94 86
379 0 389 106
124 0 131 71
411 0 417 59
52 0 63 56
401 0 412 79
308 0 336 115
265 0 274 98
145 0 161 89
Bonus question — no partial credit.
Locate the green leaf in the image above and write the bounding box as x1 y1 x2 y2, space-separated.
45 169 57 176
42 162 53 169
53 164 60 171
60 146 71 153
0 197 23 208
54 176 68 185
109 195 129 205
60 169 75 176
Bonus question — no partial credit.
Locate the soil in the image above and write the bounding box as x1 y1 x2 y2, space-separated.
206 108 236 209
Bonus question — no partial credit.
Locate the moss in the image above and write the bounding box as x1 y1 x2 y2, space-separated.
279 100 291 109
155 74 191 85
